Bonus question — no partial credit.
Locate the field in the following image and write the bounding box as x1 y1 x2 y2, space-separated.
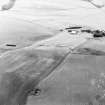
0 0 105 105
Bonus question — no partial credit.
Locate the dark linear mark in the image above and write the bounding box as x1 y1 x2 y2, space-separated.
65 26 82 30
6 44 16 47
